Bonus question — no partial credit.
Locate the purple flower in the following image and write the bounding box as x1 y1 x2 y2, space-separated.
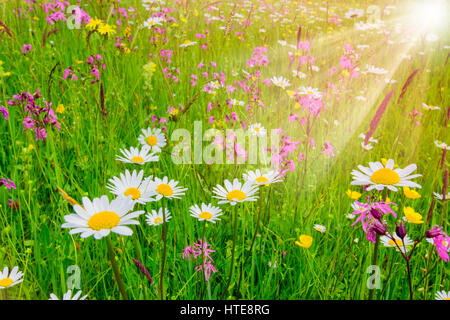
21 44 33 55
0 106 9 120
0 178 16 190
351 199 397 233
182 238 217 281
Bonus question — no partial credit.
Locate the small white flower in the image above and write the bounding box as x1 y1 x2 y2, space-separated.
423 103 440 111
190 203 223 223
146 176 187 200
434 140 450 150
243 169 282 186
49 289 88 300
146 208 172 226
0 266 24 289
435 291 450 300
271 76 291 89
180 40 197 48
380 234 413 253
115 146 159 165
107 170 157 204
313 224 326 233
138 127 167 153
212 178 259 205
433 192 450 201
248 123 267 137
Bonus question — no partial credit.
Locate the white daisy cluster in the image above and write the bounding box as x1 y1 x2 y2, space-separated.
62 125 188 236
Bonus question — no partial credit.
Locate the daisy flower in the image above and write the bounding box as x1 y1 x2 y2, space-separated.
138 127 167 153
422 103 440 111
49 289 88 300
106 170 156 204
146 176 187 200
180 40 197 48
295 235 313 248
212 178 259 205
248 123 267 137
243 169 282 186
365 64 388 75
61 196 144 240
146 208 172 226
380 234 413 253
434 140 450 150
402 206 424 224
0 266 24 289
107 170 156 204
313 224 326 233
435 291 450 300
350 159 422 191
271 76 291 89
359 133 378 150
433 192 450 201
143 16 164 29
298 86 322 98
115 146 159 165
189 203 223 223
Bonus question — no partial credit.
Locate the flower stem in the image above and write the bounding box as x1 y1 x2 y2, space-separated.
236 188 263 297
221 206 238 299
159 206 168 300
106 236 129 300
368 235 379 300
406 258 414 300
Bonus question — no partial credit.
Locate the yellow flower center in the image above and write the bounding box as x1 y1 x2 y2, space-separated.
370 168 400 185
227 190 247 201
388 239 403 246
256 176 268 184
154 217 163 224
131 156 145 163
124 187 141 200
88 211 120 231
146 135 158 146
156 184 173 197
199 211 213 220
254 126 260 132
0 278 13 287
444 298 450 300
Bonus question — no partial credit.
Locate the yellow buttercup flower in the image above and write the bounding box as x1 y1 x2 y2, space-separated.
295 235 313 248
346 189 361 200
56 104 65 114
403 206 424 224
403 187 421 199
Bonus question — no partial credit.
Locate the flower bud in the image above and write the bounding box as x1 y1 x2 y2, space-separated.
371 220 386 235
395 221 407 239
370 207 383 220
425 225 442 239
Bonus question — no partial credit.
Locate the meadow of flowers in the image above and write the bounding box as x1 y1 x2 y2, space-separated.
0 0 449 301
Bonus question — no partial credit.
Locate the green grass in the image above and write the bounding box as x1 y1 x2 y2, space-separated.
0 0 449 300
